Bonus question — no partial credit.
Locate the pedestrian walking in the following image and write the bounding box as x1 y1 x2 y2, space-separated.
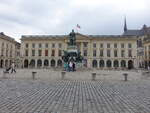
73 62 76 71
69 61 73 72
11 62 16 73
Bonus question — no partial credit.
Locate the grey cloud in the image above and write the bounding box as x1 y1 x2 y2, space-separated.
0 0 150 42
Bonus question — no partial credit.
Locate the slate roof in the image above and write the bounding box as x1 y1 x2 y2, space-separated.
123 25 150 36
0 32 19 44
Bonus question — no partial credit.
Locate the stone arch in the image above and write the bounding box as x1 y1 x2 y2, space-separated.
51 59 55 67
148 61 150 67
37 59 42 67
113 60 119 68
24 59 29 68
92 60 97 68
121 60 126 67
0 60 3 68
5 60 8 67
106 60 112 67
44 59 49 67
83 59 87 67
57 59 62 67
128 60 133 69
99 60 105 67
30 59 35 67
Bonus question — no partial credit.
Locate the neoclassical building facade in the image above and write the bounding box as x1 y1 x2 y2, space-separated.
21 33 138 69
0 32 20 68
143 35 150 68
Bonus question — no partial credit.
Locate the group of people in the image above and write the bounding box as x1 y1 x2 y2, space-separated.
64 61 76 72
5 62 16 73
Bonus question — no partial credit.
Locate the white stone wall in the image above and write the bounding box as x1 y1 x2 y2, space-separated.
21 35 138 69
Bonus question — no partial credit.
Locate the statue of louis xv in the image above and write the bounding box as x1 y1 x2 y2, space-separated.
69 29 76 46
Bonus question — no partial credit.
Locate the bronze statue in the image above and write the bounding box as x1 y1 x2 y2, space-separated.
69 29 76 46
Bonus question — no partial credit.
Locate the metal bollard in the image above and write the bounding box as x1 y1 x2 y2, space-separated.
61 71 66 80
32 72 37 80
123 73 128 81
92 73 96 81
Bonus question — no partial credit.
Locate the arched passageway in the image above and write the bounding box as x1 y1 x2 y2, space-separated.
44 59 49 67
51 59 56 67
106 60 112 68
0 60 3 68
24 59 29 68
128 60 134 69
37 59 42 67
30 59 35 67
57 59 62 67
121 60 126 67
113 60 119 68
92 60 97 68
99 60 105 68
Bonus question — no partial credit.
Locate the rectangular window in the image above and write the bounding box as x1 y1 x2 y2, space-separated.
45 50 48 56
107 43 110 48
32 50 35 56
93 43 96 48
114 50 117 57
1 49 4 56
93 50 96 57
38 50 42 56
83 50 87 56
114 43 117 48
25 50 28 56
121 50 125 57
100 43 103 48
51 50 55 56
128 43 132 48
128 50 132 57
32 43 35 48
100 50 103 57
25 44 28 48
52 43 55 48
10 50 12 57
39 43 42 48
58 50 62 56
45 43 48 48
17 52 20 56
83 42 88 48
107 50 111 57
2 43 4 47
6 50 8 57
121 43 124 48
58 43 62 48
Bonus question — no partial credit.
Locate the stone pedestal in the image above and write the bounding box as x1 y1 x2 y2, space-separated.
92 73 96 81
32 72 37 80
123 73 128 81
61 71 66 80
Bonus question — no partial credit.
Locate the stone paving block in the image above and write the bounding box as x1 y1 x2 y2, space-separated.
0 79 150 113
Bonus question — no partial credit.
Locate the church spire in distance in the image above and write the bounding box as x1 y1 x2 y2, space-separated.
124 16 127 32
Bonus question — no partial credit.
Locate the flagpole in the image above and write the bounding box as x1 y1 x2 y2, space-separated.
76 24 78 33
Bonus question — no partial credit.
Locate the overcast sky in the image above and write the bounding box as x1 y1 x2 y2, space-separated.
0 0 150 42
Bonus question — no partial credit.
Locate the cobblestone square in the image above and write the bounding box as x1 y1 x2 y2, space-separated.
1 71 150 113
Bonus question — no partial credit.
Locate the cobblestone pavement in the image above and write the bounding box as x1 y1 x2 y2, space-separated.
0 79 150 113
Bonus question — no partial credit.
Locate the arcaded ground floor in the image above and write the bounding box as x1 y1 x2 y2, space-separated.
0 69 150 113
22 58 136 69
